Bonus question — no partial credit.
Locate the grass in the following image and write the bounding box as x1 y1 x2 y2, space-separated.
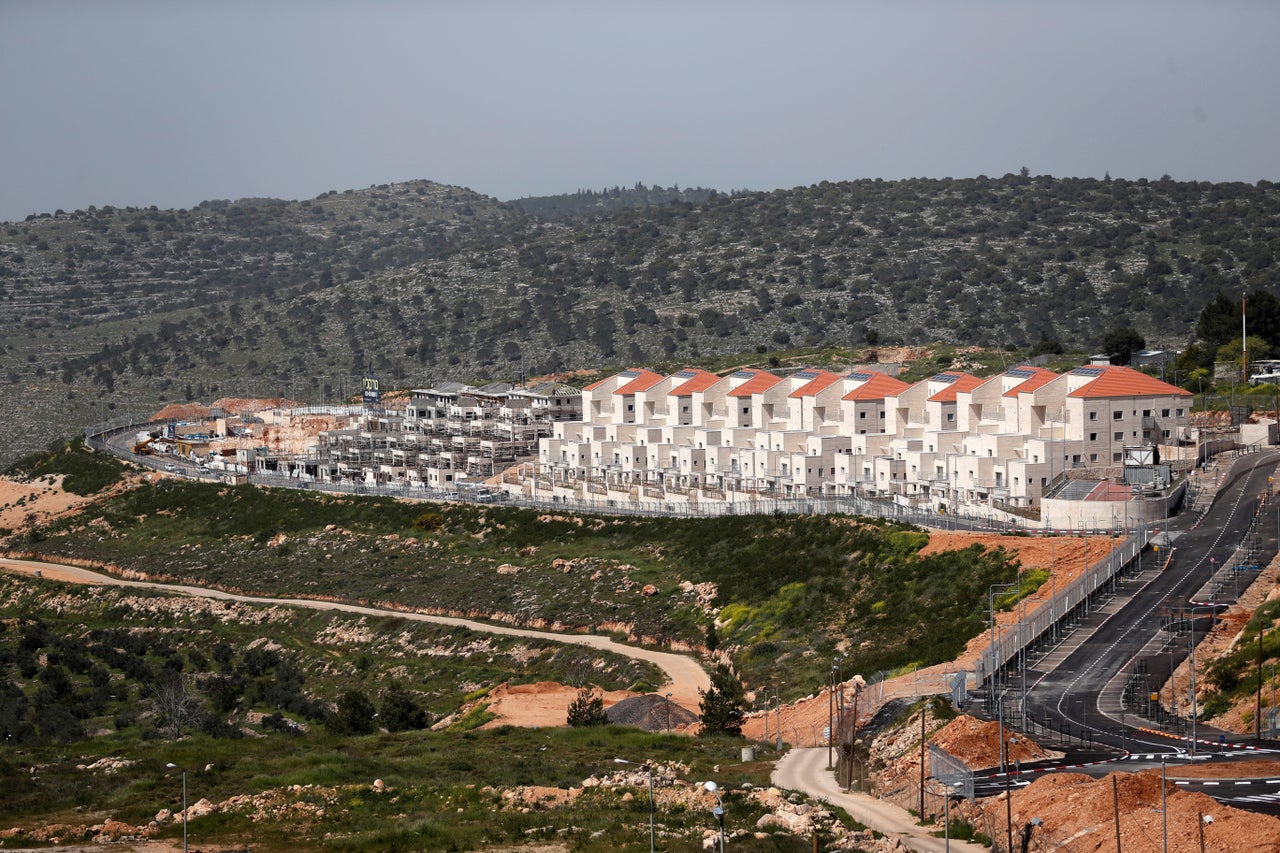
0 723 793 851
5 435 129 495
9 462 1027 699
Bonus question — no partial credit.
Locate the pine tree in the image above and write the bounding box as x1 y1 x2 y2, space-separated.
699 664 745 736
566 687 608 727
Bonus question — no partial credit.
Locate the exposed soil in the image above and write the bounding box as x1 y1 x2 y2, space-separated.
963 769 1280 853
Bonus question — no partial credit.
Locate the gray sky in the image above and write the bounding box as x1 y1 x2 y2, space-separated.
2 1 1277 222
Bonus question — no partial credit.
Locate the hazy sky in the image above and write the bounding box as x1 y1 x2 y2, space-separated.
2 1 1278 222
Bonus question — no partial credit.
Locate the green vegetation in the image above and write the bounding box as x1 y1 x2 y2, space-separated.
1201 599 1280 719
0 574 657 750
699 664 747 736
6 175 1280 466
15 476 1020 693
5 436 129 495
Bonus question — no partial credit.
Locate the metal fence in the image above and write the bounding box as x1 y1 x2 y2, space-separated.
928 743 975 802
975 528 1150 688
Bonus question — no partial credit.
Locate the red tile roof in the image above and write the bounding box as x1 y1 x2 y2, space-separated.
927 373 984 402
1066 365 1192 399
614 369 665 395
842 372 911 401
727 370 782 397
1002 367 1059 397
788 370 842 398
668 369 722 396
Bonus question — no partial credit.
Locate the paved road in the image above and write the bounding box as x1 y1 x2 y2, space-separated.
773 748 988 853
0 556 711 709
994 451 1280 810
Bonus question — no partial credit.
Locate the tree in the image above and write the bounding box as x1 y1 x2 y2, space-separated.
328 689 377 735
699 664 745 736
1100 326 1146 365
566 687 609 727
150 675 205 739
380 684 428 732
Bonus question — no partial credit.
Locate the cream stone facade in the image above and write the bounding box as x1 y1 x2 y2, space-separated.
526 363 1196 524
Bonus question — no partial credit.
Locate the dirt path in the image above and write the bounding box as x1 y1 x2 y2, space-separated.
0 557 710 711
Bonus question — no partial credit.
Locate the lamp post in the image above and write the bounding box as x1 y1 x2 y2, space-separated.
928 779 963 852
702 780 726 853
988 581 1020 774
614 759 655 853
1161 755 1168 853
165 762 188 853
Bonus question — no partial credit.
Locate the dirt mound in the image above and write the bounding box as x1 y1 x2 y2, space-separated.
606 694 699 731
152 402 211 421
212 397 302 415
930 714 1055 771
969 769 1280 853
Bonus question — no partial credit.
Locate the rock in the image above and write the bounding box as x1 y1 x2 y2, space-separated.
641 583 658 596
372 779 386 792
496 563 520 575
184 798 215 819
154 809 172 825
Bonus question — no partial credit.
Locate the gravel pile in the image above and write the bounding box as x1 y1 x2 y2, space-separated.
606 694 698 731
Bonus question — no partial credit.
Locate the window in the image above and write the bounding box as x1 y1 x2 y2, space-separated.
1162 408 1170 417
879 411 885 418
1113 452 1122 462
742 407 749 415
1113 410 1123 420
1089 453 1098 462
1114 432 1123 441
1142 409 1151 417
1089 432 1097 441
859 411 866 419
1072 454 1081 464
1162 429 1170 438
1176 408 1184 417
946 413 954 422
1089 411 1098 421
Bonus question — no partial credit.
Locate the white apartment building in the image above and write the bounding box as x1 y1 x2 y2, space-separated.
527 363 1195 525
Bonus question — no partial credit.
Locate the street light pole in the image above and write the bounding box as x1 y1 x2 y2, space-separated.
614 759 655 853
702 780 726 853
165 763 188 853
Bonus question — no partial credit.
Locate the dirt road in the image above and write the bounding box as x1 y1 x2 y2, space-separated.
0 557 710 710
773 748 987 853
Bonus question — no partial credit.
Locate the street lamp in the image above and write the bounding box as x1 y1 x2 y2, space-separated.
702 780 726 853
928 779 963 852
614 759 655 853
165 762 188 853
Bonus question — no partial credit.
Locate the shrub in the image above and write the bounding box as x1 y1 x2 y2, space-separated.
565 687 608 727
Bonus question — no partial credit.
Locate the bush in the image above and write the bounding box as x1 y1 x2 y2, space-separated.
328 689 377 735
565 687 608 727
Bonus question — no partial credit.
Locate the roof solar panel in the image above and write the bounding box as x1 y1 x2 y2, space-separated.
619 369 641 378
930 373 959 383
673 369 696 379
846 371 874 381
1006 367 1036 378
731 370 757 379
1072 367 1105 377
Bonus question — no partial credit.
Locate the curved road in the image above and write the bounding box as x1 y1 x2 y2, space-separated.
0 556 710 709
773 748 987 853
1024 450 1280 755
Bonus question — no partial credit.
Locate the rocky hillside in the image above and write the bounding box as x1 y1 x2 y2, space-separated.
4 174 1280 463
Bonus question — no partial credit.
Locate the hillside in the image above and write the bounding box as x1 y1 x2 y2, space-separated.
4 174 1280 463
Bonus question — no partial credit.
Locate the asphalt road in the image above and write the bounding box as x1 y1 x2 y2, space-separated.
994 450 1280 811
